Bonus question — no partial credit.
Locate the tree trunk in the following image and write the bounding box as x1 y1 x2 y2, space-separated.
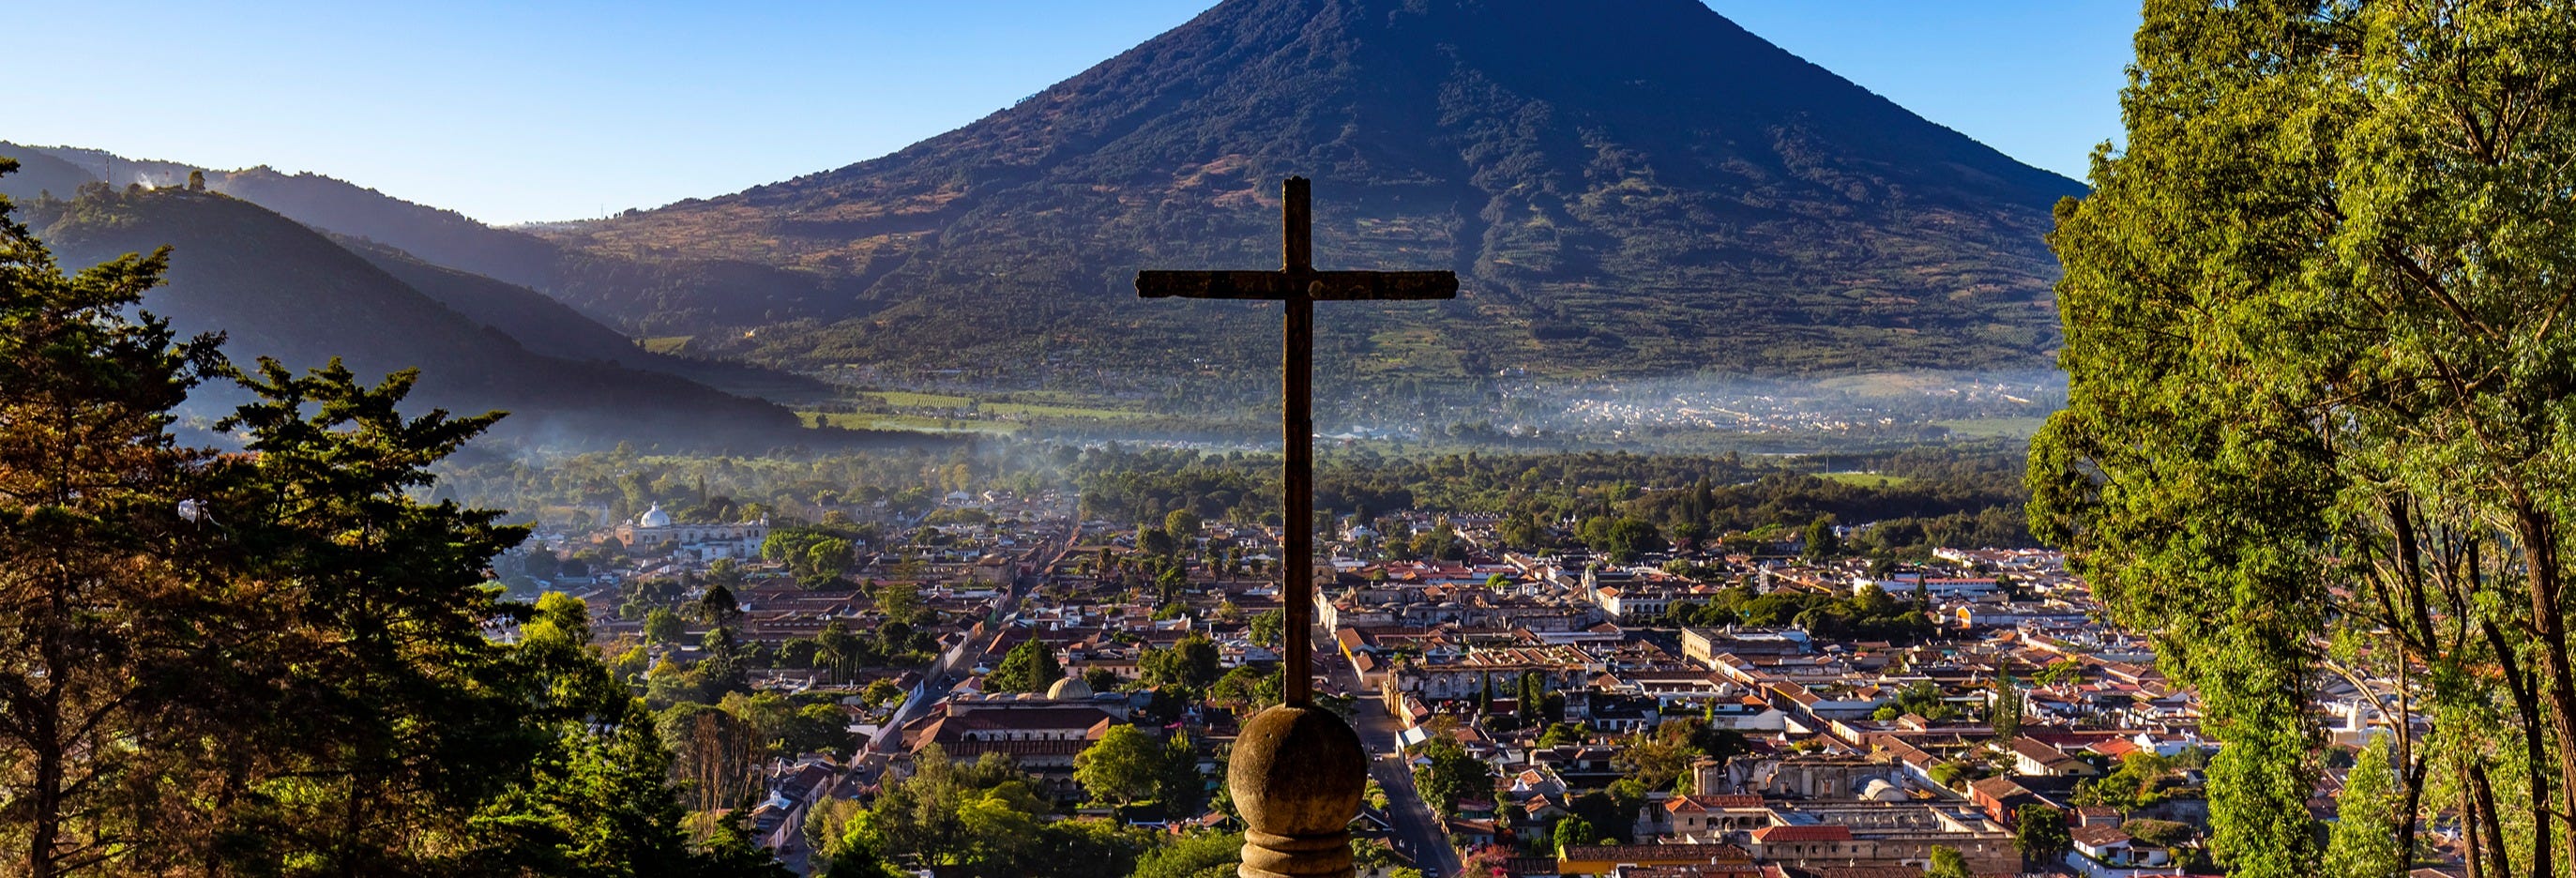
26 557 69 878
2512 504 2576 878
2462 769 2483 878
2471 761 2512 878
2482 615 2549 878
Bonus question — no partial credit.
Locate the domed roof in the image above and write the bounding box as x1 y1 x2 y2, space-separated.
1861 779 1905 801
638 503 671 528
1046 676 1095 700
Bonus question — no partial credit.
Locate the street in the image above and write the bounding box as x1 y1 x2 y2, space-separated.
1322 625 1462 878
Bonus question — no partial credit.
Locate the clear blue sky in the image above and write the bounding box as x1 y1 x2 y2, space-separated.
8 1 2140 226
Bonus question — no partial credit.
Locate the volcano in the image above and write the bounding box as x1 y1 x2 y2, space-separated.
568 0 2086 376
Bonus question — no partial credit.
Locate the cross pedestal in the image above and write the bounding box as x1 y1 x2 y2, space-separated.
1138 177 1457 878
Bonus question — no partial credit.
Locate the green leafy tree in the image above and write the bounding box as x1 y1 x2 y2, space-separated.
2324 738 2405 878
1162 509 1201 545
871 580 921 624
818 620 868 683
2013 5 2576 874
0 171 787 876
1248 608 1284 647
2015 805 2070 865
985 640 1064 693
1141 633 1222 691
1130 831 1240 878
804 537 855 577
1536 722 1585 748
1802 515 1840 559
209 356 584 875
644 607 686 644
2076 751 2174 815
1074 724 1167 806
1412 736 1494 816
1925 844 1973 878
1209 664 1280 710
862 679 905 708
1156 733 1207 815
1083 667 1124 694
1552 816 1599 853
856 746 1032 870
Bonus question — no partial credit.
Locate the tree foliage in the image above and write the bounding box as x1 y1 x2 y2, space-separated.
1074 724 1166 807
2014 805 2069 862
2324 738 2404 878
985 640 1064 693
0 163 782 876
1411 736 1494 817
2031 4 2576 875
1141 633 1222 692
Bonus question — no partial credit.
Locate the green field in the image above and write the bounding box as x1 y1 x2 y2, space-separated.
866 390 976 408
638 336 693 355
1932 416 2050 439
983 401 1156 420
1819 471 1913 488
803 411 1017 435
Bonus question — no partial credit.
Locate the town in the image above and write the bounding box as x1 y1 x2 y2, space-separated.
494 480 2346 878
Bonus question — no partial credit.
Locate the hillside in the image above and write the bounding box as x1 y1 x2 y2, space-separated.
553 0 2084 378
20 186 830 450
0 147 94 202
207 165 866 333
331 237 835 401
0 144 863 335
0 143 835 399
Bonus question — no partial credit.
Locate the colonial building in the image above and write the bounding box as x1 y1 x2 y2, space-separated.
614 503 772 559
894 678 1130 799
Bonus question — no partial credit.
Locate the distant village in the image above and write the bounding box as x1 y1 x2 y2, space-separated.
492 487 2405 878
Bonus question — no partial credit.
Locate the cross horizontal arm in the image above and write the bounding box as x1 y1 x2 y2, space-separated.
1136 270 1299 300
1135 270 1458 301
1307 271 1458 301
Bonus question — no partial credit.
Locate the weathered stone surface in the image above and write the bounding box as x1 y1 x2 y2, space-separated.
1228 704 1367 878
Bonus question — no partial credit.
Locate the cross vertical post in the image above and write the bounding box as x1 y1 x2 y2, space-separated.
1279 177 1316 704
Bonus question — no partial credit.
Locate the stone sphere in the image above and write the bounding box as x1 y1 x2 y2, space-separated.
1228 704 1366 841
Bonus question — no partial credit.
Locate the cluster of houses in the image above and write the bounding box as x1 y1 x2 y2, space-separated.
521 495 2425 878
1311 539 2218 878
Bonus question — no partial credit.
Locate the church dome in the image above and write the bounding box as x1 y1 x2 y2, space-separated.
638 503 671 528
1046 676 1095 700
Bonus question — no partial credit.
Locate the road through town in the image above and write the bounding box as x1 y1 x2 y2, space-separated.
1323 626 1461 878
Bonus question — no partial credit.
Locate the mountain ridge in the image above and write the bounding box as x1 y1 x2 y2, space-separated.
0 144 837 401
15 185 861 450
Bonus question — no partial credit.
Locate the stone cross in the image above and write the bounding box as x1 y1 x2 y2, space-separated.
1137 175 1456 705
1138 177 1455 878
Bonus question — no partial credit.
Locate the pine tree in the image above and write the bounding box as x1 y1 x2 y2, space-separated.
0 158 219 878
1990 670 2023 742
0 164 793 875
